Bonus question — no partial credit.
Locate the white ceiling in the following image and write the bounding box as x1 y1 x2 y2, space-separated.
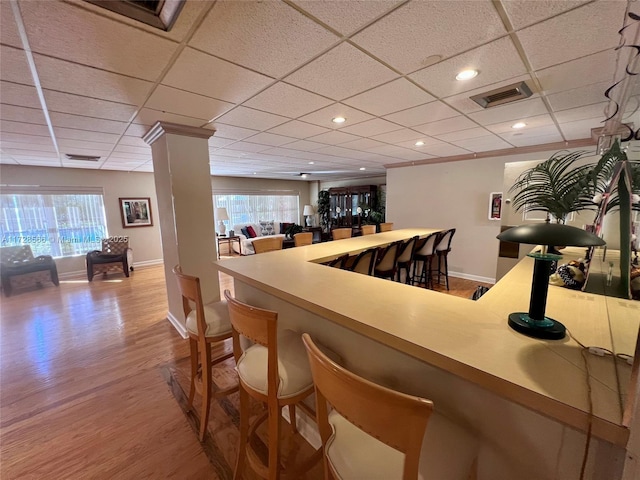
0 0 638 181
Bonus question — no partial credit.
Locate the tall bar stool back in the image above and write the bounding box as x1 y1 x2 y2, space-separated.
396 235 419 284
379 222 394 232
412 232 440 288
253 236 284 254
374 241 403 280
302 333 434 480
435 228 456 290
293 232 313 247
172 265 237 441
224 290 321 480
331 228 352 240
361 225 377 235
348 247 378 276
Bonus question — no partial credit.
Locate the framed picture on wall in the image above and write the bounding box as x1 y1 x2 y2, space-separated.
119 197 153 228
489 192 502 221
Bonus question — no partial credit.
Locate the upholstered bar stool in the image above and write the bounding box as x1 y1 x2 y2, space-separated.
361 225 376 235
293 232 313 247
302 333 434 480
348 247 378 275
172 266 238 441
435 228 456 290
396 235 419 284
412 232 440 289
379 222 394 232
331 228 352 240
374 240 402 280
224 290 322 480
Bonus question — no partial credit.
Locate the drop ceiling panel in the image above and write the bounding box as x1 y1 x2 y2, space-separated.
43 91 137 122
0 81 41 109
553 102 610 124
410 37 527 99
467 98 549 126
49 112 128 135
223 141 270 154
343 78 435 116
0 133 53 145
352 1 506 74
1 120 50 136
496 124 563 144
124 123 152 138
209 123 259 141
284 43 398 100
516 2 627 70
370 128 424 144
412 116 479 136
395 136 445 149
34 54 153 105
266 120 330 139
341 118 401 137
484 114 556 134
307 130 361 145
0 1 22 48
0 105 47 124
338 138 388 151
1 141 56 153
215 106 289 131
502 0 589 30
208 136 236 149
536 50 616 95
244 82 334 118
546 81 611 111
61 160 102 169
163 48 273 104
113 144 152 155
435 127 493 142
298 103 374 128
384 101 459 127
242 132 299 148
119 135 152 148
503 132 564 148
273 139 326 151
145 85 234 121
451 134 513 152
133 108 207 127
420 144 472 157
558 117 604 140
0 46 35 85
190 0 338 78
20 1 178 81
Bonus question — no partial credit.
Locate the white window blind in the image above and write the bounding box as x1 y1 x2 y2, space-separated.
0 186 108 257
213 192 299 227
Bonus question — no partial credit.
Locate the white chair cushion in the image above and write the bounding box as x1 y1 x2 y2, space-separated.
236 329 312 398
185 300 232 337
326 410 424 480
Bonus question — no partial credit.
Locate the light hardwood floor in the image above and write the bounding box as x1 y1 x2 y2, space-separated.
0 262 491 479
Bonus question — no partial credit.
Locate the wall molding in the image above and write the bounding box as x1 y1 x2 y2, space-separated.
167 311 188 339
449 271 496 285
57 259 164 280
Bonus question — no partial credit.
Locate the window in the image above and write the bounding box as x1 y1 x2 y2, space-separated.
0 187 108 258
213 193 299 227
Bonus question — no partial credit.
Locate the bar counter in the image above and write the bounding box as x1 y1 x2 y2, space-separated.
214 228 637 478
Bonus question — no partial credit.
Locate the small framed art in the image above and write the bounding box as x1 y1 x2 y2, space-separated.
119 197 153 228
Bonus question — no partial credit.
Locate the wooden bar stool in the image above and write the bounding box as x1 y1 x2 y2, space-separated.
435 228 456 290
253 236 284 254
361 224 376 235
374 240 403 280
224 290 322 480
396 235 419 284
412 232 440 288
379 222 394 232
302 333 434 480
172 265 238 441
331 228 352 240
293 232 313 247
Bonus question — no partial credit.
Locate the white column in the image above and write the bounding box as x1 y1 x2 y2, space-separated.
143 122 219 336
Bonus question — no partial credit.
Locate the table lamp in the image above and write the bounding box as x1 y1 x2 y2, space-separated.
303 205 314 227
215 207 229 236
497 223 605 340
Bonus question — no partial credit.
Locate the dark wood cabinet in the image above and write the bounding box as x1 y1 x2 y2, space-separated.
328 185 377 228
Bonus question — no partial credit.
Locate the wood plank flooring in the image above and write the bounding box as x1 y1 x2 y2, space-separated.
0 262 491 479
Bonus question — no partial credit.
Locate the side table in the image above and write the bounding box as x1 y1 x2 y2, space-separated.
217 235 241 259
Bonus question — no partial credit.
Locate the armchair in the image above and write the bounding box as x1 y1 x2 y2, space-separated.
86 237 133 281
0 245 59 296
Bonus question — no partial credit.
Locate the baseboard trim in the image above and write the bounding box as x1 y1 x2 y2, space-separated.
167 311 188 339
449 271 495 285
57 259 164 280
133 259 164 268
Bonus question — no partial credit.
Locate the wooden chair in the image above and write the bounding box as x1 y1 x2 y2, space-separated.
331 228 352 240
435 228 456 290
361 225 376 235
396 235 419 284
172 266 237 441
374 241 403 280
379 222 394 232
348 247 378 276
412 232 440 289
324 254 349 269
302 333 434 480
224 290 322 480
253 236 284 254
293 232 313 247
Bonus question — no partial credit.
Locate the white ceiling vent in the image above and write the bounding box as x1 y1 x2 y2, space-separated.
65 154 101 161
470 81 533 109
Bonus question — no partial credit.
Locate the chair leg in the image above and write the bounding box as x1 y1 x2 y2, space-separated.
444 254 450 290
187 338 198 412
199 342 213 441
268 402 281 480
234 386 250 480
289 404 297 434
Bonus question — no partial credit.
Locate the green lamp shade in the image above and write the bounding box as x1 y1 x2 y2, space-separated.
497 223 605 247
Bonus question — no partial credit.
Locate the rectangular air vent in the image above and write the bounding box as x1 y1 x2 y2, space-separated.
470 81 533 109
65 154 101 161
84 0 185 31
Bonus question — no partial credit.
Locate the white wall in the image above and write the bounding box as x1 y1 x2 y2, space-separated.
0 164 162 275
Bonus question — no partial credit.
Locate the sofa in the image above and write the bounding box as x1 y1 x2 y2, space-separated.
230 222 288 255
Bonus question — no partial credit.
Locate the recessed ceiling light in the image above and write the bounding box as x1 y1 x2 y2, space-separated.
332 116 346 124
301 173 309 178
455 69 478 81
512 122 527 129
359 167 366 171
415 141 425 146
308 161 314 165
253 172 257 175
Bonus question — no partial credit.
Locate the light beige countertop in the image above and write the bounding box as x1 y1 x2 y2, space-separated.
214 229 636 446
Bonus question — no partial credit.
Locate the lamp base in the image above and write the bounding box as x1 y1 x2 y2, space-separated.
508 313 566 340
